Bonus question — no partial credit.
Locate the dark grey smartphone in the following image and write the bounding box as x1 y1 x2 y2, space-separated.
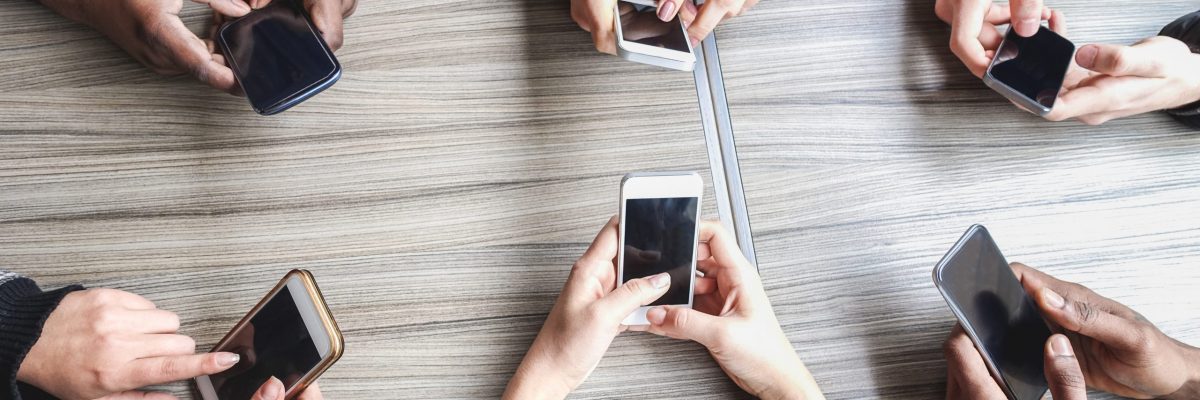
983 26 1075 116
932 225 1052 400
217 0 341 116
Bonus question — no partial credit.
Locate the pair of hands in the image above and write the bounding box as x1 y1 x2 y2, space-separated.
571 0 758 54
38 0 356 94
935 0 1200 124
944 262 1200 399
503 217 823 400
17 289 322 400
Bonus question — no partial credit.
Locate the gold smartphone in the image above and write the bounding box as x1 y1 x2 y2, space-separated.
195 270 343 400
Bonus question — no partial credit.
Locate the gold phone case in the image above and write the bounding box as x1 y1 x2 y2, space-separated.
205 269 344 399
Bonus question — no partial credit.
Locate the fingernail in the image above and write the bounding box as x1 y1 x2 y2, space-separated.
690 36 701 47
1076 45 1098 69
232 0 251 13
260 377 282 399
1017 19 1039 36
649 273 670 289
647 307 667 325
1042 288 1066 309
217 352 240 367
657 2 675 22
1050 335 1074 357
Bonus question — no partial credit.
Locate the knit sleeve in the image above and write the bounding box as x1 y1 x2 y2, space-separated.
0 271 84 400
1160 10 1200 128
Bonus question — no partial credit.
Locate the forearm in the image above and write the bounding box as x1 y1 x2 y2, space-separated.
759 356 825 400
501 343 574 400
1164 343 1200 400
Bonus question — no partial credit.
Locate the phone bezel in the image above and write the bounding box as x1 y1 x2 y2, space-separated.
195 269 344 400
216 2 342 116
618 172 703 325
983 26 1075 117
931 225 1048 400
612 0 696 71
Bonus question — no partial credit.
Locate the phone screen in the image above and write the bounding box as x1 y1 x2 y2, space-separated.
207 285 322 399
989 26 1074 109
220 0 337 111
937 227 1051 400
622 197 698 306
617 1 690 53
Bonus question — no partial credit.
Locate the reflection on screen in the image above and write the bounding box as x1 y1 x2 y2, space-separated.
222 0 337 110
940 229 1051 400
618 1 690 52
209 286 321 400
990 27 1074 108
623 197 698 306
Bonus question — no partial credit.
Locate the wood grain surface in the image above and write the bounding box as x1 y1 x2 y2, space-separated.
1 0 1198 399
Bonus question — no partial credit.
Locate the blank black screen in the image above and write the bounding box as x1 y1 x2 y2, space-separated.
990 26 1074 108
622 197 698 306
617 1 690 52
220 0 337 111
209 286 322 399
939 227 1050 400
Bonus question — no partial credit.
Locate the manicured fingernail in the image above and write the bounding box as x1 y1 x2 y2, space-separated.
1017 19 1039 36
647 307 667 325
1042 288 1066 309
649 273 670 289
217 352 240 367
1076 45 1098 69
657 2 676 22
1050 335 1073 357
260 377 282 399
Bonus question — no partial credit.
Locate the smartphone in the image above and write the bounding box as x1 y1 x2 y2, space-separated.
613 0 696 71
932 225 1052 400
618 172 703 325
217 0 341 115
195 270 343 400
983 26 1075 116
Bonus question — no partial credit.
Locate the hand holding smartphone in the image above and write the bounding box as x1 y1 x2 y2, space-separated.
984 26 1075 116
618 172 703 324
613 0 697 71
932 225 1052 400
195 270 343 400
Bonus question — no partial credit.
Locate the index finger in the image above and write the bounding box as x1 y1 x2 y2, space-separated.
156 16 237 92
1009 262 1132 316
949 0 994 77
123 352 238 390
306 0 346 51
685 1 727 45
943 324 1006 396
191 0 252 17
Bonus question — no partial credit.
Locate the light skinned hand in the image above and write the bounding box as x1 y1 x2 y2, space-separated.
251 378 324 400
639 221 824 400
1045 36 1200 125
944 325 1088 400
684 0 759 46
1012 262 1200 399
502 216 672 399
572 0 755 55
935 0 1052 77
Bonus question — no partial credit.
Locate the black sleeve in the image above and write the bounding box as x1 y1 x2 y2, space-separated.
1160 10 1200 128
0 272 84 400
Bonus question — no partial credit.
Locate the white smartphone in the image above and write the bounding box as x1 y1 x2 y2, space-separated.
613 0 696 71
195 270 343 400
618 172 703 325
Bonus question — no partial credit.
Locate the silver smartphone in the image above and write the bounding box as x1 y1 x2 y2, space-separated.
932 225 1052 400
618 172 703 324
613 0 696 71
983 26 1075 116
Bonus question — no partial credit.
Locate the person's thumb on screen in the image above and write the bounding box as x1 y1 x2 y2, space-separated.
599 272 670 318
252 377 287 400
1044 334 1088 400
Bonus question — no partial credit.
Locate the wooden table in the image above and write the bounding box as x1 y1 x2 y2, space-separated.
2 0 1197 399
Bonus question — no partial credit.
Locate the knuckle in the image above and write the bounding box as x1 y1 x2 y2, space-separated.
669 308 690 329
1052 368 1086 389
158 357 183 377
1072 300 1099 324
92 366 121 391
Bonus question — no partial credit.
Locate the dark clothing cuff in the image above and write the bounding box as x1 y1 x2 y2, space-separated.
0 278 84 400
1160 10 1200 128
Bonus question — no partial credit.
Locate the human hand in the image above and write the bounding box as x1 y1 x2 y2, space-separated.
502 216 672 399
16 289 241 400
935 0 1053 77
210 0 358 52
943 325 1089 400
639 221 823 400
683 0 759 46
1044 36 1200 125
250 378 324 400
1013 262 1200 399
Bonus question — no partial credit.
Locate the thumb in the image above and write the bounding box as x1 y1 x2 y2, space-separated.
1043 334 1087 400
597 272 670 319
252 377 286 400
1075 43 1165 78
645 305 724 348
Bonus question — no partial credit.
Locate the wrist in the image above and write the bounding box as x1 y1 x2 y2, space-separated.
503 352 574 400
758 358 824 400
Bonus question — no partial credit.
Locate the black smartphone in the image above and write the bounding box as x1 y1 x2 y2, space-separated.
983 26 1075 116
217 0 341 115
932 225 1052 400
